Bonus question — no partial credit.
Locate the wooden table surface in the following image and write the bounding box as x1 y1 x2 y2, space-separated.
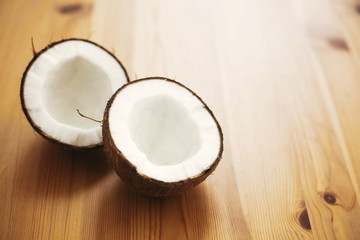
1 0 360 239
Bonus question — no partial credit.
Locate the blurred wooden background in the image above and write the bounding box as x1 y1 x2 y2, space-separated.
1 0 360 239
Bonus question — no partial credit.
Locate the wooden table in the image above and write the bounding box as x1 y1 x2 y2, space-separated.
1 0 360 239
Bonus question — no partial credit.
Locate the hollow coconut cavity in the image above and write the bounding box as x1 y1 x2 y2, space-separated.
103 77 223 196
21 39 129 148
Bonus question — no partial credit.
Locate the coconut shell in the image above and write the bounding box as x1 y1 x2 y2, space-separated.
20 38 130 149
102 77 224 197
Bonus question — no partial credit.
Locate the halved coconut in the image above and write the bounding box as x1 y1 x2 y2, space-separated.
103 77 223 196
21 38 129 148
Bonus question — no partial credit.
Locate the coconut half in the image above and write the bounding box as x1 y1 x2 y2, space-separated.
21 38 129 148
103 77 223 196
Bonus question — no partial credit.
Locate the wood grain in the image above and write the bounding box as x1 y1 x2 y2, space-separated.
1 0 360 239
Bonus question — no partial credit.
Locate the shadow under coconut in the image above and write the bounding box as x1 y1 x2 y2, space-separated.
95 180 212 239
19 138 111 200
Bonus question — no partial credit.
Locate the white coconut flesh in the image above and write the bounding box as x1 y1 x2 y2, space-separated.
23 40 128 147
109 79 221 182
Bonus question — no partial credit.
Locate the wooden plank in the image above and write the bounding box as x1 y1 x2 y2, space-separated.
207 0 313 238
90 1 251 239
1 0 360 239
284 0 360 238
0 0 96 239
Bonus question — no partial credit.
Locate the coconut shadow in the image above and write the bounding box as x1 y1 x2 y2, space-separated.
20 139 111 200
94 181 211 239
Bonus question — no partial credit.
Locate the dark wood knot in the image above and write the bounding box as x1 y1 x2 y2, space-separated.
57 3 83 14
298 208 311 231
323 192 336 205
356 5 360 14
327 38 349 51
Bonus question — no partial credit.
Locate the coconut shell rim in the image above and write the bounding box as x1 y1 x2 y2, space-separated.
20 38 130 150
103 77 224 187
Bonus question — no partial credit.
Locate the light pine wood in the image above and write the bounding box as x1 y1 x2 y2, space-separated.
1 0 360 239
